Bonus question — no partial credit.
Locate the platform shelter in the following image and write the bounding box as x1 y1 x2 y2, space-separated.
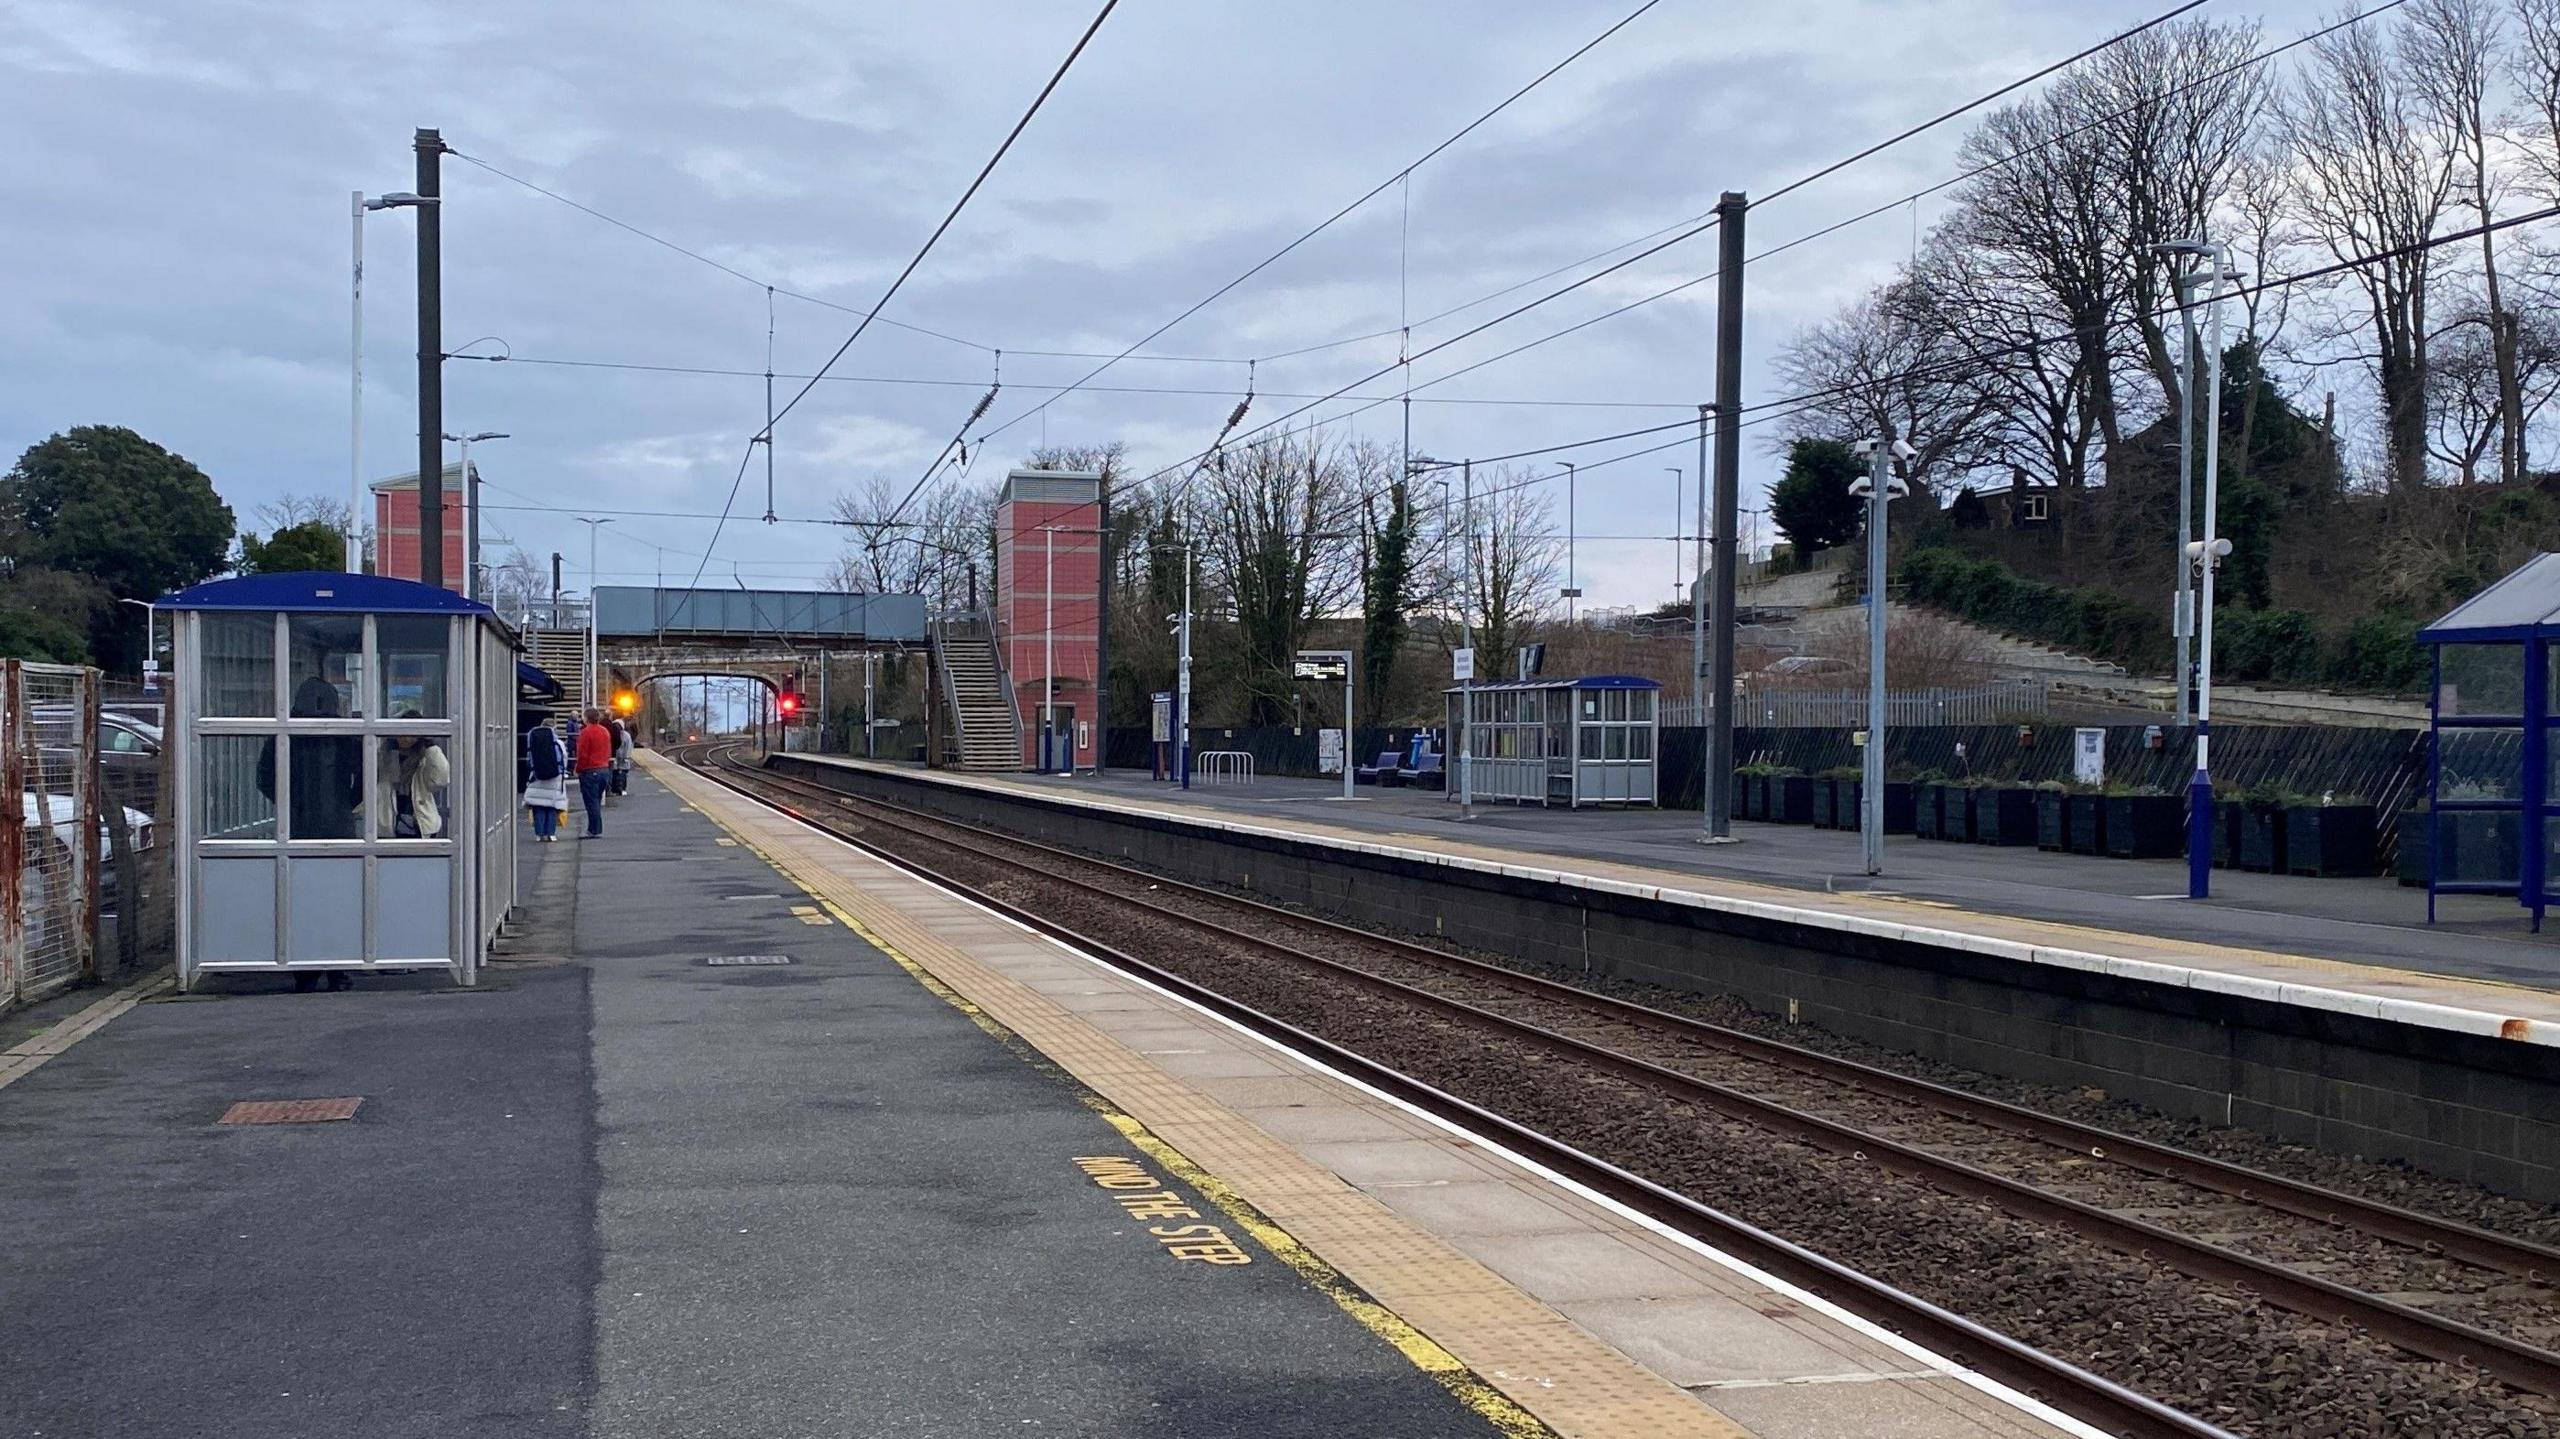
163 572 520 987
1442 675 1660 808
2415 552 2560 927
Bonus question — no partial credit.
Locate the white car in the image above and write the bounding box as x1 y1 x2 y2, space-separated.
21 791 154 876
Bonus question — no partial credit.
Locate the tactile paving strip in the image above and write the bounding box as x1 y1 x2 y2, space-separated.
652 756 1748 1439
218 1097 362 1125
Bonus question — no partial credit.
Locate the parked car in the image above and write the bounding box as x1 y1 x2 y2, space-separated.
21 790 155 895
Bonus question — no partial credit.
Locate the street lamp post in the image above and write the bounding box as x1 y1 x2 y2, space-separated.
1556 461 1579 627
442 430 508 602
577 517 612 706
350 190 436 574
1664 467 1683 605
1851 436 1913 876
2186 251 2239 900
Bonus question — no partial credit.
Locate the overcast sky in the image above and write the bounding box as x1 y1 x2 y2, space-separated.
3 1 2342 611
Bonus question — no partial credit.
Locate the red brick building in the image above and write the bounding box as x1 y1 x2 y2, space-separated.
369 463 467 592
995 469 1104 771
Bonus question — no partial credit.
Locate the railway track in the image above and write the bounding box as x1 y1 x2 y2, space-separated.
681 745 2560 1437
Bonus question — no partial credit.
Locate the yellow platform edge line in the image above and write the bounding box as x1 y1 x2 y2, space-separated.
658 760 1557 1439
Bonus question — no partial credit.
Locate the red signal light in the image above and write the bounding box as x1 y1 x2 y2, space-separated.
777 692 801 717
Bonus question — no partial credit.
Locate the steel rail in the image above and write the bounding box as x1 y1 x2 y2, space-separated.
679 744 2237 1439
758 758 2560 1282
721 753 2560 1398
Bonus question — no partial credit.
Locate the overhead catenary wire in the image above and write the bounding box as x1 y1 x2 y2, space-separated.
964 0 1667 455
681 0 1119 598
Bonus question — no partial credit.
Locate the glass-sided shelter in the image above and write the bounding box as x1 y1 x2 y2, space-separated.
2416 552 2560 928
163 573 521 987
1442 675 1660 808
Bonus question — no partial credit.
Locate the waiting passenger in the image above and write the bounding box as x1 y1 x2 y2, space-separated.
575 706 614 837
255 675 361 992
379 714 451 839
523 718 568 842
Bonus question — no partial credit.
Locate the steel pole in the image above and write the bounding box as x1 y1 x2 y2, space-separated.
348 191 365 574
1342 664 1355 802
1178 543 1193 789
1691 406 1708 733
2173 280 2198 724
414 127 445 592
1863 443 1891 876
1044 526 1056 775
1564 461 1577 627
1459 459 1474 821
1707 190 1749 840
456 433 472 599
2189 254 2230 900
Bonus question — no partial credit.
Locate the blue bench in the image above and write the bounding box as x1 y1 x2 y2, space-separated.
1397 751 1445 791
1355 750 1402 786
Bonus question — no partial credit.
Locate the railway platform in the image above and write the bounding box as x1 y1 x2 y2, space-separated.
0 760 2092 1439
795 756 2560 1029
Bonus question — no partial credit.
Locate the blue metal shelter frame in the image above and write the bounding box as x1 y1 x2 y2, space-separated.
2416 553 2555 928
162 572 521 987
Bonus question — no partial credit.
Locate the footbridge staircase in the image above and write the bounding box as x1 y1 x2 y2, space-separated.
929 613 1022 771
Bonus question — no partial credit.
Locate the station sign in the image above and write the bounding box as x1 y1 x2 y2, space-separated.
1292 652 1349 683
1451 647 1475 682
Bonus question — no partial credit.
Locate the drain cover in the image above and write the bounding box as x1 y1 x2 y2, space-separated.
704 954 794 967
220 1097 362 1125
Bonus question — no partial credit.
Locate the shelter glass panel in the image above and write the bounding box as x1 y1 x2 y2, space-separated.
1629 726 1653 761
377 858 453 961
286 615 364 719
200 735 276 840
1605 690 1629 721
1630 690 1653 721
375 615 452 720
1581 692 1600 721
285 735 366 840
1605 726 1627 761
2439 727 2525 801
201 614 276 718
1579 725 1602 760
285 857 364 962
2438 643 2527 718
196 857 275 962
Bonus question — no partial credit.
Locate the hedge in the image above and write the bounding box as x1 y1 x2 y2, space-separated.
1897 548 2425 695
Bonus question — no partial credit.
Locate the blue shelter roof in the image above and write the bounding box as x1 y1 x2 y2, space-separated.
1442 674 1662 694
517 660 563 698
2419 553 2560 643
162 571 498 617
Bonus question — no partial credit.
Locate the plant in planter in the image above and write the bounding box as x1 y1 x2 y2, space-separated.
2236 783 2299 872
1734 762 1776 821
2285 793 2378 877
2102 783 2180 859
1941 779 1986 843
1977 780 2039 847
2033 782 2070 851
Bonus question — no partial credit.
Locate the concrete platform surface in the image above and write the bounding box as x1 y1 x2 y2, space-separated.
655 753 2093 1439
799 758 2560 1051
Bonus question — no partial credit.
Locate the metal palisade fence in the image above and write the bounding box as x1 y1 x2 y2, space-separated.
1663 677 2050 729
5 662 98 1011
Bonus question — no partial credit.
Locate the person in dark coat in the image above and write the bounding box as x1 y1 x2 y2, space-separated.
255 675 362 990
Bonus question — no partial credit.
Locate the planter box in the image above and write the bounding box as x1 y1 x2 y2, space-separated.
1881 780 1916 835
2103 794 2182 859
1734 774 1760 821
2286 804 2377 878
1774 775 1816 825
1812 779 1847 829
1914 783 1945 840
2238 806 2286 872
1943 787 1977 842
2395 810 2428 886
2067 793 2109 855
1977 786 2038 847
2034 790 2068 851
2211 800 2244 868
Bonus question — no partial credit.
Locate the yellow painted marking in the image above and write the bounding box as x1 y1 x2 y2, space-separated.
1073 1155 1252 1263
714 837 738 847
660 770 1553 1439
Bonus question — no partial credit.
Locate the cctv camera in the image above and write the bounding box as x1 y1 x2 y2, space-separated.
1890 438 1918 463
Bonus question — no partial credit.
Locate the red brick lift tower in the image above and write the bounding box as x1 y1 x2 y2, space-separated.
995 468 1104 772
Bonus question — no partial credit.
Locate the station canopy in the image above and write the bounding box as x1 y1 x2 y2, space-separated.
2418 551 2560 642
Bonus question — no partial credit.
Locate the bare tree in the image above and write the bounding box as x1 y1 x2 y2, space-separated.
1197 434 1363 725
1905 239 2107 492
829 473 996 612
2227 139 2305 483
1772 273 1999 497
2287 13 2456 489
1441 473 1563 670
2510 0 2560 195
255 493 372 570
2429 297 2560 477
2405 0 2526 481
485 547 548 625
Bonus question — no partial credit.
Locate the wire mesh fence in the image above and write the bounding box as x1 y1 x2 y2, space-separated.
6 661 98 1010
1662 677 2051 729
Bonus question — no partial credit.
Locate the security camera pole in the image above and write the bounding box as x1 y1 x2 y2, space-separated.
1850 434 1913 876
2187 248 2237 899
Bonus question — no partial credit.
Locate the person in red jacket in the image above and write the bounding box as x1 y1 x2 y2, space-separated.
574 707 615 838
